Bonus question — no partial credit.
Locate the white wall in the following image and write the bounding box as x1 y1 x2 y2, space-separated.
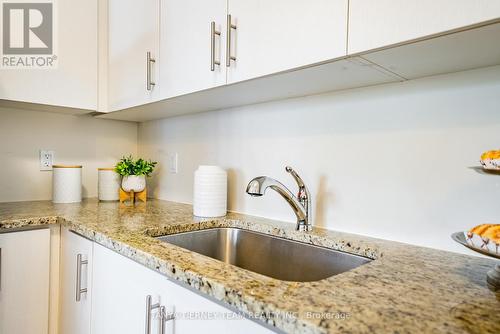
0 108 137 202
139 66 500 254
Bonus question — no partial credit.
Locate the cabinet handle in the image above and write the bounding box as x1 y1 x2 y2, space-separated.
145 295 161 334
145 296 175 334
226 14 237 67
210 21 221 71
0 248 2 291
75 254 88 302
147 51 156 91
159 305 175 334
159 306 166 334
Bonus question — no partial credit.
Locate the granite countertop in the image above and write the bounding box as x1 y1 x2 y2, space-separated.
0 199 499 334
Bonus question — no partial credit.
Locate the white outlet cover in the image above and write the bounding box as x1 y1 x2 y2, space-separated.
40 150 54 171
168 153 178 174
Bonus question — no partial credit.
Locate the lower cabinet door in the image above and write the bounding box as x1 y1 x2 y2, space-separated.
0 229 51 334
91 243 163 334
91 243 273 334
59 228 93 334
156 275 274 334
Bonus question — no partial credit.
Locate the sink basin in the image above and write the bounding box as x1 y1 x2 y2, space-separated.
157 228 371 282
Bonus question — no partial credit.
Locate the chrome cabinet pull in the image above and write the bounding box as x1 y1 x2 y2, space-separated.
226 14 237 67
145 295 161 334
0 248 2 291
145 295 175 334
159 305 175 334
147 51 156 91
210 21 221 71
159 306 166 334
75 254 88 302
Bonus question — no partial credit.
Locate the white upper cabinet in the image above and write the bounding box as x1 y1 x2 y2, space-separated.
159 0 227 99
0 0 98 110
226 0 349 84
0 229 51 334
59 228 93 334
348 0 500 54
108 0 160 111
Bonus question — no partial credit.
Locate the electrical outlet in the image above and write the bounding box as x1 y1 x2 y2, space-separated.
40 150 54 171
168 153 178 174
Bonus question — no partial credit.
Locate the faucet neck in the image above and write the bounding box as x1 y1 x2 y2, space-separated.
267 184 308 224
246 167 312 232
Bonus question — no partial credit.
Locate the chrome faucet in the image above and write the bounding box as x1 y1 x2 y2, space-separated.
246 166 312 231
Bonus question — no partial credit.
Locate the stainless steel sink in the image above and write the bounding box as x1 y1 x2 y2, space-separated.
157 228 371 282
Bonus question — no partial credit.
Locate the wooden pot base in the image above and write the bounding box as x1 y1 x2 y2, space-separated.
119 188 147 204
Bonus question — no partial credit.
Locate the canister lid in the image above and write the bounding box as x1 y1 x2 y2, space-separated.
98 168 115 171
53 165 82 168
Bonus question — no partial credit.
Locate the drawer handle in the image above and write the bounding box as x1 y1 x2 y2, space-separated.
75 253 88 302
210 21 221 71
147 51 156 91
226 14 237 67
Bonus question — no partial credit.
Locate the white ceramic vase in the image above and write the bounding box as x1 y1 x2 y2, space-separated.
193 166 227 217
121 175 146 192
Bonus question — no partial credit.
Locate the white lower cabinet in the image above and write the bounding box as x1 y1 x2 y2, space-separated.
0 228 274 333
91 242 164 334
91 243 274 334
59 228 93 334
0 229 51 334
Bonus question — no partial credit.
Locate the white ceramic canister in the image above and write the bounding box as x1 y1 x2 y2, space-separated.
98 168 120 201
193 166 227 217
52 165 82 203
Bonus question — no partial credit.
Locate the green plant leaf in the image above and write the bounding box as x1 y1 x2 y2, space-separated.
114 155 157 177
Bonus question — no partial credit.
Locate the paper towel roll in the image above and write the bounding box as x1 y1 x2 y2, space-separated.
53 165 82 203
193 166 227 217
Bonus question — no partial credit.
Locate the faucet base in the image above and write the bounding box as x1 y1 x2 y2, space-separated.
296 223 313 232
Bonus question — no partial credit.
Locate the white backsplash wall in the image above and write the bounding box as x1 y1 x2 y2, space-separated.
138 66 500 254
0 108 137 202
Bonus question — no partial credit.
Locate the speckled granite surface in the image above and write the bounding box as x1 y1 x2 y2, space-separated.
1 199 499 334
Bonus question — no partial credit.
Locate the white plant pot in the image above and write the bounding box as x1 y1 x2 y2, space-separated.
121 175 146 192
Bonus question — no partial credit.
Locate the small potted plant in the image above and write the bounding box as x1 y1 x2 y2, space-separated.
115 156 157 192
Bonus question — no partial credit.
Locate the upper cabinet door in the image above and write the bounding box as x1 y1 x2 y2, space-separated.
0 0 98 110
108 0 160 111
226 0 348 84
159 0 227 99
348 0 500 54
